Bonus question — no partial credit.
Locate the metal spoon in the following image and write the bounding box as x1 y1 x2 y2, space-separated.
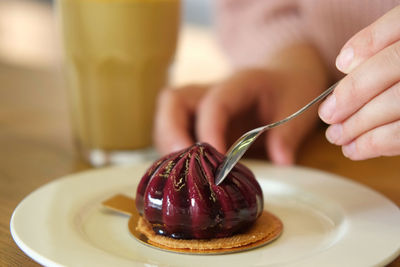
214 81 339 185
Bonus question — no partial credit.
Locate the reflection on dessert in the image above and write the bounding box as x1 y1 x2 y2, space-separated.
136 143 264 239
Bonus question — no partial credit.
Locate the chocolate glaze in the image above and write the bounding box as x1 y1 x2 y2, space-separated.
136 143 263 239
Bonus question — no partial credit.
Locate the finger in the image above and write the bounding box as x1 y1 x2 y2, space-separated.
196 70 271 153
267 130 295 165
341 120 400 160
196 84 257 153
336 5 400 73
154 85 208 155
325 81 400 146
154 89 193 154
195 87 229 153
267 92 319 165
319 40 400 124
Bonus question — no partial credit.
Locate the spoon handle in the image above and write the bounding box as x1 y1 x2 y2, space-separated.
215 81 339 185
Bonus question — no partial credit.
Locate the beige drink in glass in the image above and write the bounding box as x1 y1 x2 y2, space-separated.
57 0 180 166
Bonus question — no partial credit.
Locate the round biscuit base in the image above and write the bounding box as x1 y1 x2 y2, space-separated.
135 211 283 253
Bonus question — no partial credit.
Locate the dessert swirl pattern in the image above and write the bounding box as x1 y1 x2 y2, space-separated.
136 143 263 239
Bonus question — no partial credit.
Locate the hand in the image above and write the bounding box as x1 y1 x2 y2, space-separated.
318 6 400 160
154 44 329 164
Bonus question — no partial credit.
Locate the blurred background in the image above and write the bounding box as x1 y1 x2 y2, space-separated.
0 0 229 181
0 0 229 177
0 0 228 83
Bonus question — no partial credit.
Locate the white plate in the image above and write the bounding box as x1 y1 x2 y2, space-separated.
10 161 400 267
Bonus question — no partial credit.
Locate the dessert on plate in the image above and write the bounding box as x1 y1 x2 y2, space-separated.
135 143 282 251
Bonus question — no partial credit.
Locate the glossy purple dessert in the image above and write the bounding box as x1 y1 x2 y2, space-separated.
136 143 263 239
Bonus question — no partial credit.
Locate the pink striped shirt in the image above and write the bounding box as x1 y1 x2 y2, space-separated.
216 0 400 77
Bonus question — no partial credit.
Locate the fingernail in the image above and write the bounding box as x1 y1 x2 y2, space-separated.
336 46 354 72
326 124 342 144
342 142 356 158
319 94 336 122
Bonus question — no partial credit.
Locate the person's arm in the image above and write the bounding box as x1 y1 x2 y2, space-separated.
154 0 334 164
